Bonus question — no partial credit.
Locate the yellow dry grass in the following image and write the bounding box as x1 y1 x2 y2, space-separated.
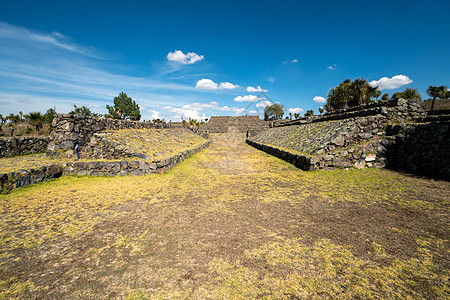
0 134 448 299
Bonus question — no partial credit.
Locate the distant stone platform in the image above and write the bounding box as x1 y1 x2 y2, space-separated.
199 116 269 135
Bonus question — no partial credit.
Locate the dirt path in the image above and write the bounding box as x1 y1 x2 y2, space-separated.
0 134 449 299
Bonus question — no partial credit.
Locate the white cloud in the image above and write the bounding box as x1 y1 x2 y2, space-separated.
195 78 218 90
88 104 99 108
138 104 146 110
313 96 327 103
256 100 272 108
267 77 275 84
369 75 413 90
249 110 257 114
327 64 337 70
219 82 239 89
149 110 160 120
288 107 304 114
233 95 261 102
216 105 231 111
232 107 246 115
283 59 298 64
167 50 204 64
246 85 268 93
163 106 205 120
195 79 239 90
182 101 230 111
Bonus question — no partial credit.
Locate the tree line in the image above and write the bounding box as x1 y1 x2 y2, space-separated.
263 80 449 120
326 79 448 112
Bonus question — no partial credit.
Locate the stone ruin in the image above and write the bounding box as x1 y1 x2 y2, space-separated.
247 99 450 180
198 116 269 136
1 99 449 194
47 114 173 154
0 115 211 193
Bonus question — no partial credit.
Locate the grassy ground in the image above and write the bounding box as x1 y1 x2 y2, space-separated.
103 128 207 160
0 133 448 299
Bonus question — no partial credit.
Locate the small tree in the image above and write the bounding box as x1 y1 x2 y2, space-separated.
264 103 284 120
24 112 44 132
7 113 19 124
318 107 324 115
427 85 448 111
69 105 101 117
106 92 141 121
43 108 57 124
294 113 300 119
392 88 422 101
374 90 381 101
304 110 314 117
381 93 389 100
326 78 379 111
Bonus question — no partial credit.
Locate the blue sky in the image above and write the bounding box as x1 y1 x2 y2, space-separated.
1 0 449 121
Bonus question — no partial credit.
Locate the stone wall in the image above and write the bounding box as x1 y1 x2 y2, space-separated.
247 98 450 178
385 122 450 180
246 140 314 171
274 98 424 127
47 115 173 152
0 137 50 158
0 163 63 193
247 114 389 171
1 140 211 194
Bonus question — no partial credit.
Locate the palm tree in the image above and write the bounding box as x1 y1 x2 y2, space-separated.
289 112 293 120
25 112 44 132
19 111 23 122
7 113 19 124
327 82 353 111
402 88 422 100
304 110 314 117
351 78 379 106
427 85 448 110
392 88 422 101
374 90 381 101
350 78 368 106
326 78 378 111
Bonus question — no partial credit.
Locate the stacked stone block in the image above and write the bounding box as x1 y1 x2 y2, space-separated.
0 137 50 158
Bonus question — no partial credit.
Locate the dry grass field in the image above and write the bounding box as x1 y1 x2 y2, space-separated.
0 133 448 299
